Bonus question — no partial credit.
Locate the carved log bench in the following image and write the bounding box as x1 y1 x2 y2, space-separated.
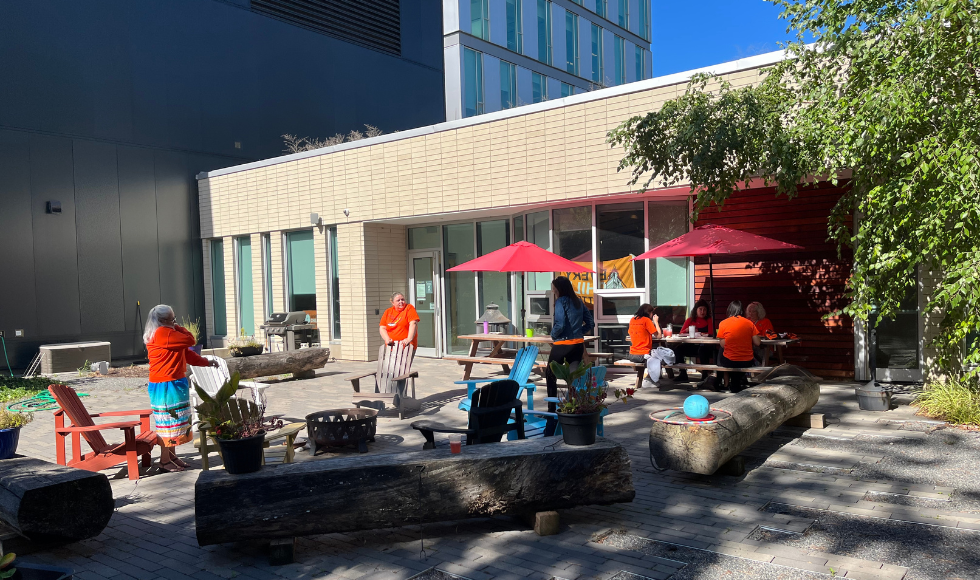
195 437 635 564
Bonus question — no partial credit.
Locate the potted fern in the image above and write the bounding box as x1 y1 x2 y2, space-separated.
549 361 632 446
193 372 281 474
0 408 32 460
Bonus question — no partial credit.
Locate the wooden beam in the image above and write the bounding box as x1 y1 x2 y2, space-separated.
195 437 634 546
225 347 330 379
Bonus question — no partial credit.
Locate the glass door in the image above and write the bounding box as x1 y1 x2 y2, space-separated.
409 251 442 357
875 289 922 382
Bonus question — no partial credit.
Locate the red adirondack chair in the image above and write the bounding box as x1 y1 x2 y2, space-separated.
49 384 159 480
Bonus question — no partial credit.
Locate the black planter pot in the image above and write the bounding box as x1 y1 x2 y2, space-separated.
216 431 265 474
231 346 264 357
0 426 21 460
556 411 601 446
9 561 74 580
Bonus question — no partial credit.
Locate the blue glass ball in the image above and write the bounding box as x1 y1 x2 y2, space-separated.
683 395 710 419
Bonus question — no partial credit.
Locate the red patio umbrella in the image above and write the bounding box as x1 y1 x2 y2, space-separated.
447 241 593 273
633 224 803 320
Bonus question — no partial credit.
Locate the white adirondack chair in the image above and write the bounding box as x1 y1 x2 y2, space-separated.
189 355 269 426
347 344 420 419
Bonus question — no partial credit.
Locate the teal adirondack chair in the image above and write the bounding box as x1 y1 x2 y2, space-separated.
457 345 539 412
512 365 609 440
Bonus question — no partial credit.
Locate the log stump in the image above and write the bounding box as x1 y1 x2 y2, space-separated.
0 457 113 550
195 436 634 546
225 347 330 379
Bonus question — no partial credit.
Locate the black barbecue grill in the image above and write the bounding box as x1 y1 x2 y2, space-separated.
260 311 317 351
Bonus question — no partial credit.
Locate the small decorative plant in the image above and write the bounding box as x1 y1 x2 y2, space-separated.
1 549 16 580
193 372 281 440
0 407 33 430
548 361 633 415
181 317 202 344
230 332 263 356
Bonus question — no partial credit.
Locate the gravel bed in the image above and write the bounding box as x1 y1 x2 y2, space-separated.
600 532 828 580
50 374 150 393
789 425 980 513
761 503 980 580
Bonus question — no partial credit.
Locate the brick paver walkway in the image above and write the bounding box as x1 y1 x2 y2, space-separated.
7 359 966 579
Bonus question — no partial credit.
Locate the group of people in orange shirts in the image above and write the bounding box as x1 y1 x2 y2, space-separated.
627 299 776 392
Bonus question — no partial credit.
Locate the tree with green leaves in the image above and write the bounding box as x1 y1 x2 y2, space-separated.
609 0 980 375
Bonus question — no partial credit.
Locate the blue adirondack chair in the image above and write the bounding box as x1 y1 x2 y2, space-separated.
457 345 539 412
512 365 609 439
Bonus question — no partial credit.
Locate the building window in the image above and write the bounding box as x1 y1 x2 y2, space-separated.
444 223 477 353
597 203 644 291
595 0 607 18
501 60 518 109
565 11 579 75
617 0 627 29
409 226 441 249
553 206 593 304
506 0 523 53
561 82 574 97
463 47 484 117
471 0 489 40
286 230 316 313
635 45 644 80
638 0 650 40
648 201 691 327
235 236 255 336
526 211 552 291
590 24 604 84
262 233 274 318
210 239 227 336
531 72 548 103
477 220 513 334
614 35 625 85
327 226 341 340
536 0 552 65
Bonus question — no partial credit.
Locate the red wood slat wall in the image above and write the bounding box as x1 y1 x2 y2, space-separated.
694 183 854 379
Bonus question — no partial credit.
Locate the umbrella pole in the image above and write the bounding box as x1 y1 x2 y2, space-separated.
708 256 715 324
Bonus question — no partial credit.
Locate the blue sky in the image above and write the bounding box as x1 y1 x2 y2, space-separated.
650 0 799 76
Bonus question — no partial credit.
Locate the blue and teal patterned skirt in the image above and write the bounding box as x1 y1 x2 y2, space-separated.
148 377 193 446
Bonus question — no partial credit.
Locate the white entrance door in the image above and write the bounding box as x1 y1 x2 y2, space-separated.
408 251 442 357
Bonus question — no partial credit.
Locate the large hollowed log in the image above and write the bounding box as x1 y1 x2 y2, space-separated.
0 457 113 546
195 437 634 546
225 347 330 379
649 372 820 475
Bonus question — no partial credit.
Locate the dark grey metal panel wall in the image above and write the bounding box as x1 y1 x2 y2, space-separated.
0 130 38 341
117 146 162 340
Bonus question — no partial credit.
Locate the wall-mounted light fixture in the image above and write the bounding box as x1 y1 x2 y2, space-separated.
46 201 62 214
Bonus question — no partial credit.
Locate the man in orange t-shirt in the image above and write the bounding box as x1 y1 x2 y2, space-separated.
716 301 762 392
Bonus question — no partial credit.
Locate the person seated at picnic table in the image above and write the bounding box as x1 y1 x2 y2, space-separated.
625 304 663 387
716 300 762 393
746 301 775 364
669 299 715 383
547 276 595 413
379 291 420 348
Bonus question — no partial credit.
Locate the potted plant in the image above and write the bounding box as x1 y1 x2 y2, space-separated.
193 372 281 474
181 317 202 354
230 333 264 357
549 361 632 446
0 408 32 460
1 548 73 580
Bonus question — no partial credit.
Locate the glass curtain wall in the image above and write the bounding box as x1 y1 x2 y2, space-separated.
634 45 644 81
648 202 691 326
614 36 625 85
328 226 341 340
471 0 489 39
235 236 255 336
532 72 548 103
595 0 607 18
210 240 227 336
286 230 316 313
477 220 512 333
501 61 518 109
638 0 650 40
590 24 603 84
536 0 552 65
617 0 628 28
463 48 484 118
565 11 579 75
506 0 523 53
561 82 574 97
444 224 477 353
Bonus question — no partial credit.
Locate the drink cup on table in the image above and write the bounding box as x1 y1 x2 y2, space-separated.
688 325 696 338
483 321 489 334
449 434 463 454
525 328 534 338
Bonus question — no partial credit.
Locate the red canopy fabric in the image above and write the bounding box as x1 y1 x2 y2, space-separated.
633 224 802 261
446 241 593 273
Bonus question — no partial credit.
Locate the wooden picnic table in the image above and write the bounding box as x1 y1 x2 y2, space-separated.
449 334 599 380
663 335 799 366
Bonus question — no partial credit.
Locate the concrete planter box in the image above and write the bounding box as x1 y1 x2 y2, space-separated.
40 342 111 374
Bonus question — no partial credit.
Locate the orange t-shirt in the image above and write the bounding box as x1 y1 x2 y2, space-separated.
717 316 759 362
754 318 775 335
380 304 421 347
147 326 211 383
628 317 659 355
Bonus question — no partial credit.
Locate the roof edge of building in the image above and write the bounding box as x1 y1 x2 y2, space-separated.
198 47 793 180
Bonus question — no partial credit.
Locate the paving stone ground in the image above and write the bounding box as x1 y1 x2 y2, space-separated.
8 358 980 580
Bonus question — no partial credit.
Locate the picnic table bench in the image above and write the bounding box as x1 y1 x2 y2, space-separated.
452 334 599 380
613 360 773 390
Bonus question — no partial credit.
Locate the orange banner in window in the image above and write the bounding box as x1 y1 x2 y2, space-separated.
560 256 636 308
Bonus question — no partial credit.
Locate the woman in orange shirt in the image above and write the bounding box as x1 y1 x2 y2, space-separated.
144 304 216 472
746 301 774 364
626 304 662 363
379 292 421 348
716 301 762 392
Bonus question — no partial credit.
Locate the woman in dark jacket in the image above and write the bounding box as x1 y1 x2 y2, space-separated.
547 276 595 413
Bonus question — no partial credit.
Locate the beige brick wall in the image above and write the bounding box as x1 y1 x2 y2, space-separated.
250 233 265 342
920 266 948 381
269 231 285 314
222 236 239 340
202 239 215 342
313 226 330 343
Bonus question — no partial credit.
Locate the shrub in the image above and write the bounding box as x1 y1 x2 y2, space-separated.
0 407 33 429
913 376 980 426
0 376 52 404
